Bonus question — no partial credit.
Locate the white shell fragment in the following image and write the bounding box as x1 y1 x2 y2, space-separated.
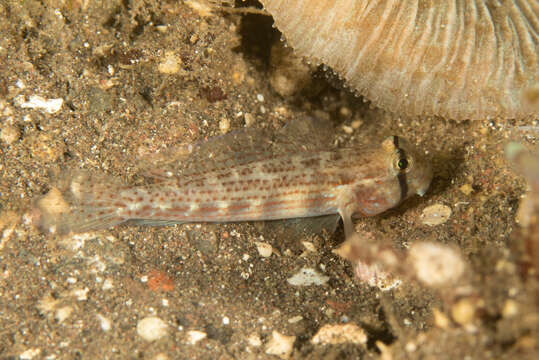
19 95 63 114
256 241 273 258
287 267 329 286
136 316 169 341
409 242 465 287
421 204 452 226
158 51 181 74
187 330 207 344
265 330 296 359
311 323 368 345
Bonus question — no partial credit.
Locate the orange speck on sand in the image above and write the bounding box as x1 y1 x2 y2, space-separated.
147 270 175 292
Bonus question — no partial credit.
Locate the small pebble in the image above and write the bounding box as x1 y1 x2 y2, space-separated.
186 330 207 344
287 267 329 286
451 298 476 326
502 299 519 318
339 106 352 118
19 95 63 114
248 333 262 347
137 316 169 341
19 348 41 360
432 308 450 329
153 354 169 360
459 183 474 195
184 0 214 17
311 323 367 345
72 287 89 301
301 241 316 252
97 314 111 331
421 204 452 226
405 342 417 352
288 315 303 323
342 125 354 134
158 51 181 74
351 118 363 129
0 124 20 145
54 306 73 323
256 241 273 258
219 117 230 134
265 330 295 359
244 113 255 127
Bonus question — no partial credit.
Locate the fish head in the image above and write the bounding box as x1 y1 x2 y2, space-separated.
381 135 433 201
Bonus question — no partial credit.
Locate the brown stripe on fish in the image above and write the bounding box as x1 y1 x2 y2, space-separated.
393 136 408 202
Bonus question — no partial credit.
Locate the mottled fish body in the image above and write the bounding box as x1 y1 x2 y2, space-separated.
38 127 432 236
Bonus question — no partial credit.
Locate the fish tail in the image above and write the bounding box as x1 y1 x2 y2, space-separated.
34 171 130 235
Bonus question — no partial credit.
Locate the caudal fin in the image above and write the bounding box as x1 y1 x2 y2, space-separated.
34 171 129 235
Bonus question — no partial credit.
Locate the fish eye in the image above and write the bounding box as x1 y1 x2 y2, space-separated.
397 158 408 170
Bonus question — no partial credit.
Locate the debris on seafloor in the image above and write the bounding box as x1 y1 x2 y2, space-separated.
420 204 452 226
17 94 63 114
286 267 329 286
136 316 169 341
505 143 539 284
310 323 367 345
334 230 468 292
265 330 296 359
186 330 207 345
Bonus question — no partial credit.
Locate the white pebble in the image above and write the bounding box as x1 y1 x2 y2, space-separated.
102 278 113 290
137 316 169 341
287 268 329 286
222 316 230 325
342 125 354 134
19 348 41 360
421 204 452 226
19 95 63 114
256 93 264 102
244 113 255 127
0 124 20 145
157 51 181 74
219 117 230 134
97 314 111 331
288 315 303 323
186 330 207 344
248 333 262 347
301 241 316 252
311 323 367 345
265 331 295 359
256 242 273 258
71 287 89 301
54 306 73 323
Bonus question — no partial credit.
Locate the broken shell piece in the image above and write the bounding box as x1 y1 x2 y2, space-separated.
255 241 273 258
265 331 295 359
421 204 452 226
186 330 207 344
287 267 329 286
260 0 538 120
158 51 181 74
311 323 367 345
137 316 169 341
